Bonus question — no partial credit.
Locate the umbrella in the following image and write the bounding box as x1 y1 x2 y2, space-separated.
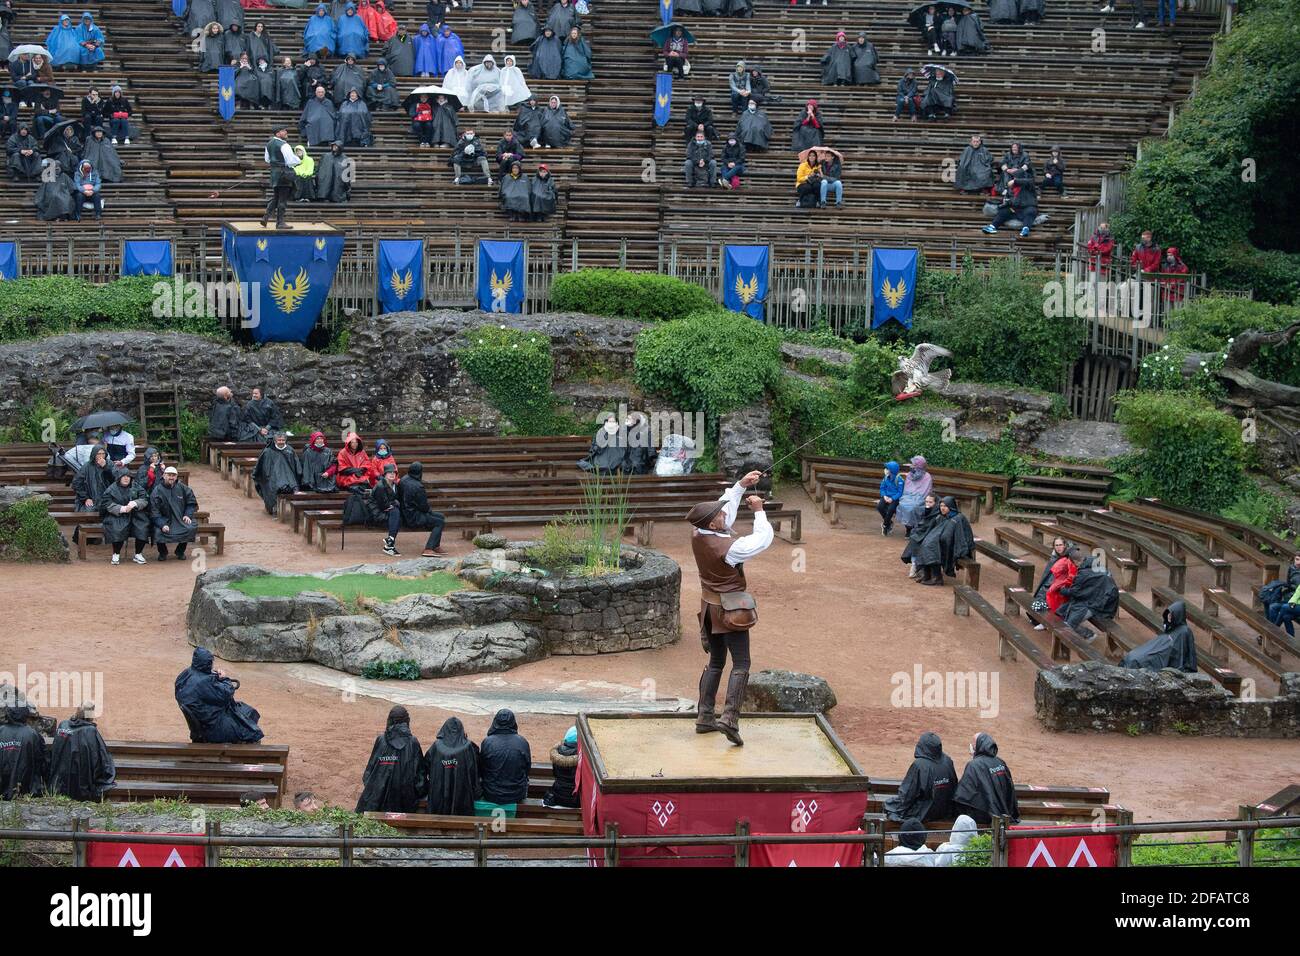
73 411 130 432
8 45 52 62
649 21 695 46
403 85 460 110
3 83 63 106
921 63 959 80
41 118 83 148
798 146 844 166
907 1 972 27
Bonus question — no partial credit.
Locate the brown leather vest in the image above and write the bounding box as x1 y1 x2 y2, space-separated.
692 530 747 594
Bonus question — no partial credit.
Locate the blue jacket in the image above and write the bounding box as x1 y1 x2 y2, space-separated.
879 462 905 501
74 164 101 195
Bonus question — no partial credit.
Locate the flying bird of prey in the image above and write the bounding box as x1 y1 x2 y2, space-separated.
892 343 954 399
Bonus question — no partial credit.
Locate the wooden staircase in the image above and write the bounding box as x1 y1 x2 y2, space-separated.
137 384 185 463
1003 461 1114 517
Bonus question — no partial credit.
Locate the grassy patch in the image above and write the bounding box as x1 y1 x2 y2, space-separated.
230 572 465 602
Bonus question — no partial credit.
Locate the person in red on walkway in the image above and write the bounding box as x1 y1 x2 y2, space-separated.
1159 246 1190 307
1129 229 1162 273
329 431 375 489
1086 221 1115 275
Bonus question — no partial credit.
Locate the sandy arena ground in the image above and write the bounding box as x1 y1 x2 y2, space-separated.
3 467 1297 820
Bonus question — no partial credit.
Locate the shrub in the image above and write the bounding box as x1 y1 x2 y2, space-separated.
457 325 558 434
360 659 421 680
847 338 906 405
910 258 1086 391
1165 296 1300 386
13 392 74 444
549 269 718 321
1137 345 1226 399
1112 391 1246 509
0 497 66 562
634 310 783 419
1221 482 1290 536
0 275 225 341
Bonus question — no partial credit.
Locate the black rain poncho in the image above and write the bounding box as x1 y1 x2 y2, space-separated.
338 97 373 147
299 95 339 146
150 479 199 545
82 132 122 183
185 0 218 33
1122 600 1199 673
540 99 572 147
1059 556 1119 620
299 436 337 492
316 142 352 202
851 40 880 84
922 70 956 115
820 42 853 85
275 66 304 109
99 473 151 544
6 130 41 179
425 716 480 815
478 708 531 805
954 732 1019 824
35 167 77 220
235 64 264 105
735 107 772 150
511 2 538 44
365 63 401 110
208 393 241 440
956 142 993 191
545 1 578 37
514 102 542 142
253 443 301 513
530 172 557 217
989 0 1018 21
397 462 442 530
427 100 458 145
238 395 284 441
500 170 532 215
71 448 113 511
174 647 265 744
956 13 989 53
49 716 116 801
936 496 975 576
355 707 427 813
0 708 47 798
884 731 958 822
900 502 941 565
382 32 415 75
528 31 562 80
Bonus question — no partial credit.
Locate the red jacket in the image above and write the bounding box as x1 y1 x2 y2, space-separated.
331 432 374 489
1130 241 1162 273
1086 231 1114 271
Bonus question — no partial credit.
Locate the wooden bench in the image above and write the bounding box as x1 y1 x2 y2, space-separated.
1149 586 1293 691
1052 512 1187 592
1116 591 1243 695
1003 585 1108 663
1201 586 1300 665
364 811 584 836
1086 508 1233 590
1110 500 1282 587
104 739 290 806
1028 518 1140 591
953 584 1053 669
972 536 1036 591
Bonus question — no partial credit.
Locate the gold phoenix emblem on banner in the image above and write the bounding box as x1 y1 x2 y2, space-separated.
734 273 759 304
880 275 907 309
270 267 309 313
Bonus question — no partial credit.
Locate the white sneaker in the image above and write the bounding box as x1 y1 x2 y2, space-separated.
1135 21 1145 27
124 138 130 144
111 554 120 565
1033 623 1046 631
111 137 118 144
133 553 147 565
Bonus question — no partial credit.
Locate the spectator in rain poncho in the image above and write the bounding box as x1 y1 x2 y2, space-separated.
539 94 572 147
275 56 303 108
186 0 219 33
410 93 435 145
201 22 228 72
397 462 446 555
425 716 480 815
561 26 593 80
989 0 1018 21
292 144 316 199
530 162 556 220
316 139 351 200
216 0 245 28
49 704 115 801
578 414 630 474
734 99 772 152
885 731 958 822
921 65 956 120
478 708 531 806
47 14 82 68
442 55 471 103
435 23 465 76
338 88 373 146
514 94 542 147
1029 535 1070 620
383 24 415 75
413 23 438 76
546 0 579 36
852 33 880 84
427 94 458 145
298 431 337 491
300 84 339 145
935 495 975 578
253 432 301 513
954 732 1019 825
254 57 276 106
76 12 107 68
132 446 166 498
900 493 941 582
72 160 103 221
512 0 539 45
150 466 199 560
335 3 370 58
238 386 284 441
175 650 263 749
366 58 400 109
955 134 992 192
956 8 989 53
500 54 532 108
248 21 280 66
6 123 42 180
50 123 83 177
791 98 825 152
654 433 697 475
876 460 905 535
100 466 151 562
303 3 337 56
330 53 365 104
467 55 506 112
884 818 935 867
932 815 977 866
499 160 532 220
821 31 853 86
234 54 263 108
529 26 562 80
1122 600 1199 673
356 706 427 813
72 445 114 512
895 455 932 529
372 0 398 40
207 385 241 440
224 22 251 63
1056 551 1119 639
0 704 48 799
495 128 526 176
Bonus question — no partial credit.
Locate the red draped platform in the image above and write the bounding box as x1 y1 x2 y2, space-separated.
575 712 870 867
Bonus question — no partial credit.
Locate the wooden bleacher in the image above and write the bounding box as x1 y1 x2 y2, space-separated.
103 739 290 807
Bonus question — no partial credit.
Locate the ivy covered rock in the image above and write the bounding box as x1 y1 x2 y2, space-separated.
0 487 68 562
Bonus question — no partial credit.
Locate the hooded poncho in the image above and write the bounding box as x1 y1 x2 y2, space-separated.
355 707 427 813
299 431 337 491
434 25 465 75
99 472 151 544
896 456 933 527
478 708 531 805
49 715 116 800
299 93 338 145
303 4 337 56
425 716 480 814
500 55 532 107
954 733 1019 824
174 647 265 744
335 5 370 58
561 33 593 80
511 1 538 44
252 441 301 512
150 476 199 544
47 14 81 67
1122 600 1199 673
0 708 47 799
956 140 992 191
528 30 562 80
540 97 572 147
338 94 372 146
884 731 957 822
412 23 437 74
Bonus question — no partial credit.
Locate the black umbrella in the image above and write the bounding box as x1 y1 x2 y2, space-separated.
73 411 130 432
41 118 83 149
907 1 972 27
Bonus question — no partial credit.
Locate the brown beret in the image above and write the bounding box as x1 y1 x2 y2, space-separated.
686 499 725 529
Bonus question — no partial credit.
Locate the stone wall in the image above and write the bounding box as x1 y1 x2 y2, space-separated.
1035 662 1300 738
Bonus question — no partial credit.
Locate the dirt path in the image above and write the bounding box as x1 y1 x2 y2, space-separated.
3 467 1296 820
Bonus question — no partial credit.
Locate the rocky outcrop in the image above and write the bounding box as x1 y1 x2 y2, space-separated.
743 670 838 714
1035 662 1300 737
717 402 774 485
1031 421 1133 461
0 311 647 433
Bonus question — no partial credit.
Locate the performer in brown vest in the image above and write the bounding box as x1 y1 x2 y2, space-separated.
685 470 773 746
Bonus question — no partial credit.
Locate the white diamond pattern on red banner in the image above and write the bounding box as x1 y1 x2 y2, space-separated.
792 798 820 830
650 799 677 829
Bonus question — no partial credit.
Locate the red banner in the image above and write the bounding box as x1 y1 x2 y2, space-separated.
750 834 865 868
86 833 205 868
1007 827 1118 868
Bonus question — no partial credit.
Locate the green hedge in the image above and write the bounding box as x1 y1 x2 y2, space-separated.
549 269 719 321
634 310 783 419
0 496 66 562
1113 391 1246 509
1165 295 1300 386
911 258 1087 391
457 326 560 434
1111 0 1300 302
0 275 226 341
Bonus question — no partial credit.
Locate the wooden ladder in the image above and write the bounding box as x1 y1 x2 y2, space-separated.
137 384 184 463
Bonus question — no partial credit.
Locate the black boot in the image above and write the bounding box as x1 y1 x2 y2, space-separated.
718 669 749 746
695 666 723 734
922 564 943 585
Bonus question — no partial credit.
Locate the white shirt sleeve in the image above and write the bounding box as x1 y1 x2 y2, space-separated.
281 142 301 167
263 147 271 164
725 509 773 567
717 481 745 532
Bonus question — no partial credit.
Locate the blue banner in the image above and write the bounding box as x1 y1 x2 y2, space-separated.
172 0 187 16
218 65 236 121
654 71 672 128
660 0 674 25
476 239 524 313
376 239 424 314
871 248 918 328
722 244 769 321
0 241 17 280
223 228 346 343
122 239 174 276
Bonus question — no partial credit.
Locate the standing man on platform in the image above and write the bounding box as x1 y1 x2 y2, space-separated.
261 124 301 230
686 469 773 747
